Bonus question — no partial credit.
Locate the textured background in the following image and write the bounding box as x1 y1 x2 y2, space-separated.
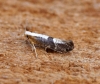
0 0 100 84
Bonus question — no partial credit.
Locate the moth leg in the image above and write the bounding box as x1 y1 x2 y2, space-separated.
45 46 49 51
45 46 54 52
32 43 38 58
27 38 38 58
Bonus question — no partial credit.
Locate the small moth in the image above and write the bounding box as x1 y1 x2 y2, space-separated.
25 31 74 58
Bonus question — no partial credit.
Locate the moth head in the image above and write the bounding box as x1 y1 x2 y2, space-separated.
25 31 32 38
65 40 74 52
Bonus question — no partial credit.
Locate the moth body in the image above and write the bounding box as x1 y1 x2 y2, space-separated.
25 31 74 53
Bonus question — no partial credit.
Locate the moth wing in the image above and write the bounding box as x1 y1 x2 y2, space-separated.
53 38 66 52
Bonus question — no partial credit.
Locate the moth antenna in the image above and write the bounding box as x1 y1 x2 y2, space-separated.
24 21 29 31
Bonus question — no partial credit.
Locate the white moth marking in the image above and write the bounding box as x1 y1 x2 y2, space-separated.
53 38 65 44
25 31 49 39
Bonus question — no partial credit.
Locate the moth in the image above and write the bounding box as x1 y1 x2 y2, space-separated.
25 31 74 58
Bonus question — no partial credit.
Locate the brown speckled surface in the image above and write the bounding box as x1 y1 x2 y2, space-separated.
0 0 100 84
